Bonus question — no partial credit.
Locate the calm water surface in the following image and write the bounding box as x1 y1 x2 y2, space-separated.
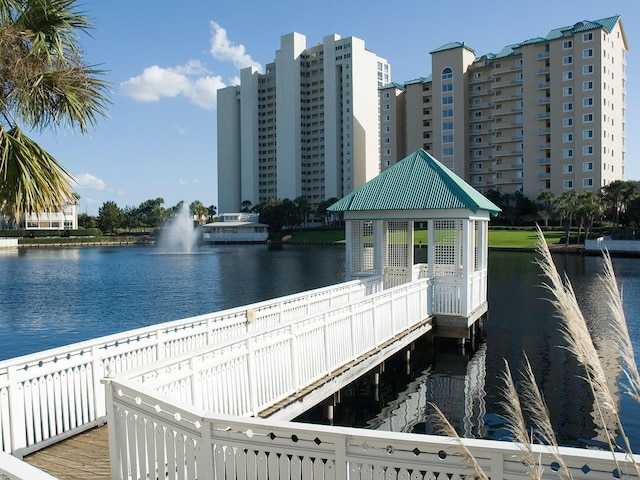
1 244 639 450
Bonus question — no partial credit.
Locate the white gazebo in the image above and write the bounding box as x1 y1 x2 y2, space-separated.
329 149 501 341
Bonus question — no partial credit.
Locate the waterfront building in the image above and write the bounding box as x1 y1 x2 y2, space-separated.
380 16 628 199
0 201 79 230
217 32 390 214
201 212 269 243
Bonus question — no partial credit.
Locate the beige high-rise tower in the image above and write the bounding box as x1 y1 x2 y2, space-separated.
380 16 628 199
217 32 389 214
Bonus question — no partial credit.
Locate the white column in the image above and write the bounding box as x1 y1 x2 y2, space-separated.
374 220 384 277
407 221 415 280
427 219 435 279
461 220 471 316
345 220 353 280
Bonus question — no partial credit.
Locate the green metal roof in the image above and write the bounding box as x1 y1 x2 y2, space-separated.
429 41 475 55
328 149 501 215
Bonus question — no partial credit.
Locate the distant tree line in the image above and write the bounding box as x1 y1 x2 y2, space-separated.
486 180 640 243
82 199 217 234
85 180 640 242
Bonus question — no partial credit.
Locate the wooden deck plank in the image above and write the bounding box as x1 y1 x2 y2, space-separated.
23 425 110 480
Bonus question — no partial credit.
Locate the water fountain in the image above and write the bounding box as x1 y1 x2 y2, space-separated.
156 203 201 252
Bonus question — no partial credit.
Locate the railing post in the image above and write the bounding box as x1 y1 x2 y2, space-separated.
334 434 348 480
191 357 202 409
290 324 299 392
92 345 106 419
490 452 504 479
7 365 26 454
197 417 215 480
246 338 258 415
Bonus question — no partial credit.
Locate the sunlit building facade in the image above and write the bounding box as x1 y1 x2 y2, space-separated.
380 16 628 199
218 32 390 214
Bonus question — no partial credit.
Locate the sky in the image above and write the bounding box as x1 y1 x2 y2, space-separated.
32 0 640 216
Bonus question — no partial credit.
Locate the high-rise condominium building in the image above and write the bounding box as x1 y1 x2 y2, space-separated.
380 16 628 199
217 32 390 214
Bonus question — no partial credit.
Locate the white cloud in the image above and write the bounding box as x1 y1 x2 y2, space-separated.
210 22 262 72
120 22 260 110
74 173 106 191
120 62 224 110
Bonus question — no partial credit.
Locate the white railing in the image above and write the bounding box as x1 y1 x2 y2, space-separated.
121 280 431 418
106 377 640 480
0 280 366 456
106 280 433 479
585 237 640 253
0 451 57 480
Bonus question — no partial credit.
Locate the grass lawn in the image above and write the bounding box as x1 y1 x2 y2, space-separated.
285 228 565 249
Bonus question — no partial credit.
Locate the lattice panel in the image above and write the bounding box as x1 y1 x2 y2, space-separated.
473 221 480 272
351 221 375 275
433 219 463 277
385 221 409 268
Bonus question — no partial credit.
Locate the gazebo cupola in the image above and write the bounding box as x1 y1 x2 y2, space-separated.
329 149 500 338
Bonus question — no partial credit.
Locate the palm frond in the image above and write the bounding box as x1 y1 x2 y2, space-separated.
0 125 74 221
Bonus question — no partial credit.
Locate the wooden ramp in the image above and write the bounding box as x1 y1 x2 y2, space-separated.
23 425 110 480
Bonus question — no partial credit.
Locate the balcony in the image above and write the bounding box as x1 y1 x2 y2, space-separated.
538 173 551 180
538 143 551 149
537 52 550 59
537 112 551 119
538 158 551 165
537 67 550 75
537 82 550 89
537 127 551 135
537 97 551 105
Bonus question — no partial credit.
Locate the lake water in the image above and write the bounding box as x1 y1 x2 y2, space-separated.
1 244 639 451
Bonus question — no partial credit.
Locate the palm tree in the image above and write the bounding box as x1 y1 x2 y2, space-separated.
555 190 578 246
536 190 556 228
189 200 208 225
0 0 110 222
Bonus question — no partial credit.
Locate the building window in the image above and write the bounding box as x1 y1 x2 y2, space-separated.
583 81 594 91
383 149 390 156
583 97 594 107
443 109 453 117
563 133 573 143
563 87 573 96
583 48 594 58
562 55 573 65
563 40 573 49
583 65 594 74
563 149 573 158
583 113 594 123
442 83 453 92
563 102 573 112
563 164 574 174
443 122 454 130
563 180 574 189
383 92 390 99
583 146 594 156
443 135 454 143
583 32 594 42
383 115 390 122
583 129 594 139
383 137 390 144
563 118 573 127
563 71 573 81
442 67 453 80
583 178 594 187
383 125 390 133
442 96 453 105
583 161 594 171
443 147 454 156
383 103 390 110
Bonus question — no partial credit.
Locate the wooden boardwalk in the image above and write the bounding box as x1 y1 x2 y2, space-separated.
23 425 110 480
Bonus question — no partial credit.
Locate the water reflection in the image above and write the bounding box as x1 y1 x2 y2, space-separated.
296 251 640 451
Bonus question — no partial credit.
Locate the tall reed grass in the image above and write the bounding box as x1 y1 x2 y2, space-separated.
431 226 640 478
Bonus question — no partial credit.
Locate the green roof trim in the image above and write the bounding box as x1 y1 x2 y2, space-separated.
328 149 501 215
429 41 475 55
